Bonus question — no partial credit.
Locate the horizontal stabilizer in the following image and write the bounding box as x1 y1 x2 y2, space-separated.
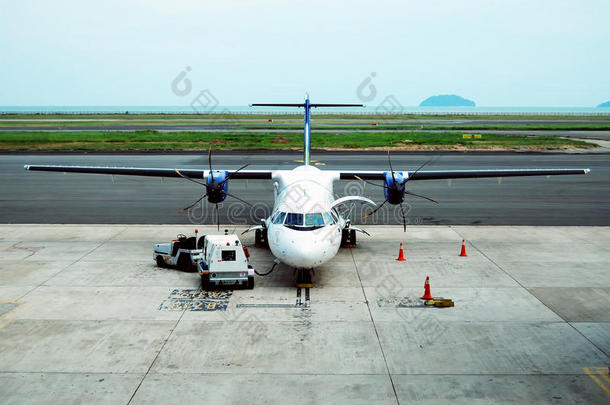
250 103 363 108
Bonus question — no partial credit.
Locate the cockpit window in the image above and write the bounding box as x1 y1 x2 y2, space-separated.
323 212 334 225
273 211 286 224
305 213 324 226
330 210 339 222
284 213 303 226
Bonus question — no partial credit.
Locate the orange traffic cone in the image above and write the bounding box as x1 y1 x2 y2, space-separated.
396 242 406 261
421 276 433 300
459 239 468 257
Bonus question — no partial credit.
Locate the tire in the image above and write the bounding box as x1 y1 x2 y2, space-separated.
156 255 166 268
201 273 210 290
177 254 191 271
255 229 269 248
247 276 254 289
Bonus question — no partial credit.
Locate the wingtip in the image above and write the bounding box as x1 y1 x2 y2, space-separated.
23 164 29 171
584 168 591 174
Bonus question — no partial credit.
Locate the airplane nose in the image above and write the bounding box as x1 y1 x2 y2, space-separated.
291 245 328 268
269 226 340 268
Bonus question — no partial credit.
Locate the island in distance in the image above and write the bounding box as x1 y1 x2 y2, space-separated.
597 101 610 108
419 94 476 107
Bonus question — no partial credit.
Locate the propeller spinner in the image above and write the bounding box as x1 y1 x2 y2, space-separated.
356 151 438 231
175 146 252 230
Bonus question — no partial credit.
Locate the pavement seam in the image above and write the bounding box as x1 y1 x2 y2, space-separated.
12 227 129 302
30 226 129 291
450 226 610 362
350 248 400 405
126 306 187 405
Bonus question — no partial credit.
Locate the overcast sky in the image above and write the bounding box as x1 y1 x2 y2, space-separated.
1 0 608 106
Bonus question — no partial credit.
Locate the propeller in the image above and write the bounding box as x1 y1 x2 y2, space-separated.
177 146 252 230
356 152 438 231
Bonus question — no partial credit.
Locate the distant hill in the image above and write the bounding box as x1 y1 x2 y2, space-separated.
420 94 475 107
597 101 610 108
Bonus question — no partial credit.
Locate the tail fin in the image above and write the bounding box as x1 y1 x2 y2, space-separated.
251 94 363 165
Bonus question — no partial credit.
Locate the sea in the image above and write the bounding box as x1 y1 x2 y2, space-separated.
0 106 609 115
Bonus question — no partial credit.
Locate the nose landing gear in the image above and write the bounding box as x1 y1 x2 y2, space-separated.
296 268 314 288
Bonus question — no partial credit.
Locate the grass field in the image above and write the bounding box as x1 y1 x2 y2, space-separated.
1 122 609 131
0 130 594 151
0 113 604 151
2 113 610 121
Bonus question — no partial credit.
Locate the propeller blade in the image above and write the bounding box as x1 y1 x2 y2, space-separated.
387 150 397 185
215 203 219 231
363 199 388 219
399 202 407 232
219 163 250 185
175 169 207 186
178 193 207 213
405 190 439 204
402 158 433 185
208 145 214 184
354 175 388 189
221 189 254 207
208 145 213 171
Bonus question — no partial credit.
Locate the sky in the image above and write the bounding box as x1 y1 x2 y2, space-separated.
0 0 609 107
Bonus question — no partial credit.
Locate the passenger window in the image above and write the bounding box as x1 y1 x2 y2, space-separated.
273 211 286 224
285 213 303 226
221 250 236 261
305 213 324 226
323 212 334 225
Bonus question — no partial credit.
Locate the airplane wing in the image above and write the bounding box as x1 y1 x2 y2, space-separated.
339 168 590 181
25 165 590 181
24 165 273 179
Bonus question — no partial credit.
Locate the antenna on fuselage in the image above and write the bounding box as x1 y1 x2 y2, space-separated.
250 94 363 165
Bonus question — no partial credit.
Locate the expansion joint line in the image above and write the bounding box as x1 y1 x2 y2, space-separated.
126 306 188 405
449 226 610 362
18 226 130 301
350 249 400 405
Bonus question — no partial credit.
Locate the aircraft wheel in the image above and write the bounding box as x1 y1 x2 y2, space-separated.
255 229 269 248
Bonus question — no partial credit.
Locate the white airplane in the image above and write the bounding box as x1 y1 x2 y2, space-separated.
24 95 590 281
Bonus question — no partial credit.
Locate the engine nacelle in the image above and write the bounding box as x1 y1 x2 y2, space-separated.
383 171 406 204
206 170 229 203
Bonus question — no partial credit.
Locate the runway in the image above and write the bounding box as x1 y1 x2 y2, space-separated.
2 152 608 225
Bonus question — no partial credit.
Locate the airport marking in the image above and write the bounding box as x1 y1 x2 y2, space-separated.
235 288 311 309
0 300 35 329
377 296 427 308
583 367 610 396
158 289 231 311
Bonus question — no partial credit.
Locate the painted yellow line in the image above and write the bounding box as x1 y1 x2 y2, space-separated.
583 367 610 396
0 301 27 329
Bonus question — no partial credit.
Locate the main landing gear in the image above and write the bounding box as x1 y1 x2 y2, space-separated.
341 228 357 248
255 228 269 248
